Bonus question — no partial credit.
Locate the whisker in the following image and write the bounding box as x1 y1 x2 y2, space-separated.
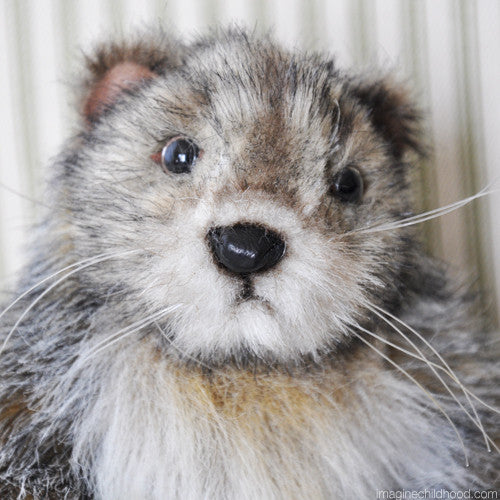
0 180 50 208
346 326 470 466
154 321 217 373
371 307 500 453
41 305 181 440
372 186 494 230
348 320 450 371
334 186 499 239
366 306 489 450
371 304 500 417
347 323 499 417
0 251 126 324
0 250 139 356
349 317 498 454
78 304 183 364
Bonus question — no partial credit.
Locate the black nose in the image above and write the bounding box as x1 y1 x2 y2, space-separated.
208 223 286 275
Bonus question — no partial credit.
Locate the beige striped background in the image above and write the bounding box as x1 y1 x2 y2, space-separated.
0 0 499 328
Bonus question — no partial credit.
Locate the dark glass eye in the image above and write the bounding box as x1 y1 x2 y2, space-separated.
330 166 364 202
161 137 199 174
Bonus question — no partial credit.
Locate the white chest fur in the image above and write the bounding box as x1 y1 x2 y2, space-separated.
67 344 471 499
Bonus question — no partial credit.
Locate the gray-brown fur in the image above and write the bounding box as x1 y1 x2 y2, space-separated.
0 28 498 498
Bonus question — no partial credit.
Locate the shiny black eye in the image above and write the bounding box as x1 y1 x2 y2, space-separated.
330 166 364 203
161 137 199 174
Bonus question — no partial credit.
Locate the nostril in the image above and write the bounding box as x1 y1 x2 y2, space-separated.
208 223 286 275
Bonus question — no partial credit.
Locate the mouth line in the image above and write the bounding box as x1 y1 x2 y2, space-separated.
235 276 269 306
237 275 256 302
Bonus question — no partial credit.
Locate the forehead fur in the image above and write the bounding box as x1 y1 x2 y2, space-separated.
180 31 343 147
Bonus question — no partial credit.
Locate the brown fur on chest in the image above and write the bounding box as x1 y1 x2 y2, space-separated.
166 350 378 433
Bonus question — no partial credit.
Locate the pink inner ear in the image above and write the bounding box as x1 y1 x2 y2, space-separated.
84 61 156 122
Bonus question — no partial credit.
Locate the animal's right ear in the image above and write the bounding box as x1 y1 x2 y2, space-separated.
80 32 184 125
348 75 426 160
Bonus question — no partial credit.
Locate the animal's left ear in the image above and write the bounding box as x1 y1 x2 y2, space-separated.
79 31 184 125
83 61 157 123
350 76 426 159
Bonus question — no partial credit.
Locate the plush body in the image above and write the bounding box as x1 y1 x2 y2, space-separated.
0 29 498 499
